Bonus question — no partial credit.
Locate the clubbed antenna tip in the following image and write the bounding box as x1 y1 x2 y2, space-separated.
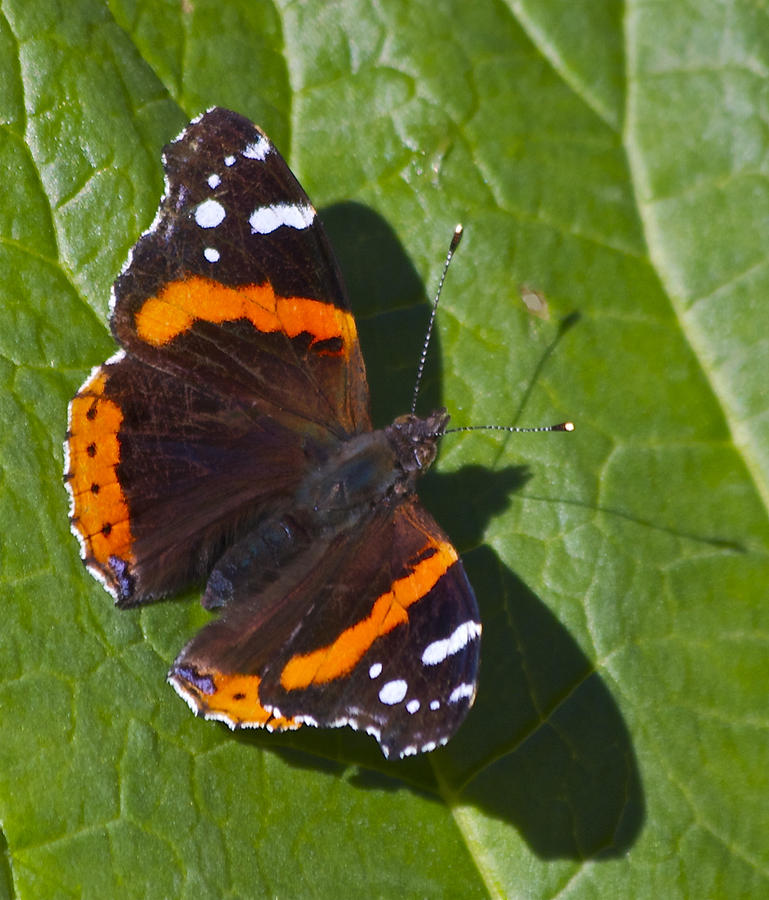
445 421 575 435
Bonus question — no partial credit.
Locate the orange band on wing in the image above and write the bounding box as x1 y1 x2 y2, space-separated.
66 368 134 566
171 669 300 732
135 275 357 356
280 540 459 691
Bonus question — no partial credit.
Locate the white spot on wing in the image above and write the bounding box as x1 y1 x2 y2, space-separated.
224 154 236 167
195 199 226 228
406 699 420 714
449 682 475 704
422 620 482 666
203 247 220 263
378 679 408 706
207 173 221 189
368 662 383 679
242 136 271 160
430 700 440 711
249 202 315 234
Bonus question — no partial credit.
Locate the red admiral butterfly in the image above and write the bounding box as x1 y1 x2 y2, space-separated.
65 108 569 759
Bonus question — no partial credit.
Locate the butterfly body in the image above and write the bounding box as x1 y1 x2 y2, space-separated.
199 409 448 611
65 108 480 759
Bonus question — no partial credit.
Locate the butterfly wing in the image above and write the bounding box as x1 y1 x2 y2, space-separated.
169 499 481 758
111 108 370 437
65 350 316 602
65 108 371 604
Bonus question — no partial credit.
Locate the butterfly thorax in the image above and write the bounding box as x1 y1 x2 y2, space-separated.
200 408 450 610
295 407 449 529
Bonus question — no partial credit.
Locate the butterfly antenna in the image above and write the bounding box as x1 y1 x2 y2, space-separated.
411 224 464 415
445 421 574 435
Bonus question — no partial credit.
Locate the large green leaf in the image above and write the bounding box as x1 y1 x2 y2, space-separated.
1 0 767 896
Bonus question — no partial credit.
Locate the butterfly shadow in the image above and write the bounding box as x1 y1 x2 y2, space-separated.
393 460 645 859
235 202 644 859
438 542 645 859
255 463 645 860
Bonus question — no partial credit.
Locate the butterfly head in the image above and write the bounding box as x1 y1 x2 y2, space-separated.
386 408 449 479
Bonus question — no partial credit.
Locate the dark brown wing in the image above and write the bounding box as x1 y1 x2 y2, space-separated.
111 107 371 437
169 500 481 758
66 351 319 603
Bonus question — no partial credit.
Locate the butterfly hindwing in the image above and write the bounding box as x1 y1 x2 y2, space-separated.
169 499 480 758
66 350 313 603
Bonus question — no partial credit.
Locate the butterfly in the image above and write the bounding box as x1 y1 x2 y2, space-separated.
65 108 482 759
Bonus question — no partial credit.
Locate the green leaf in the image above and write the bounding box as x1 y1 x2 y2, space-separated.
1 0 767 897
